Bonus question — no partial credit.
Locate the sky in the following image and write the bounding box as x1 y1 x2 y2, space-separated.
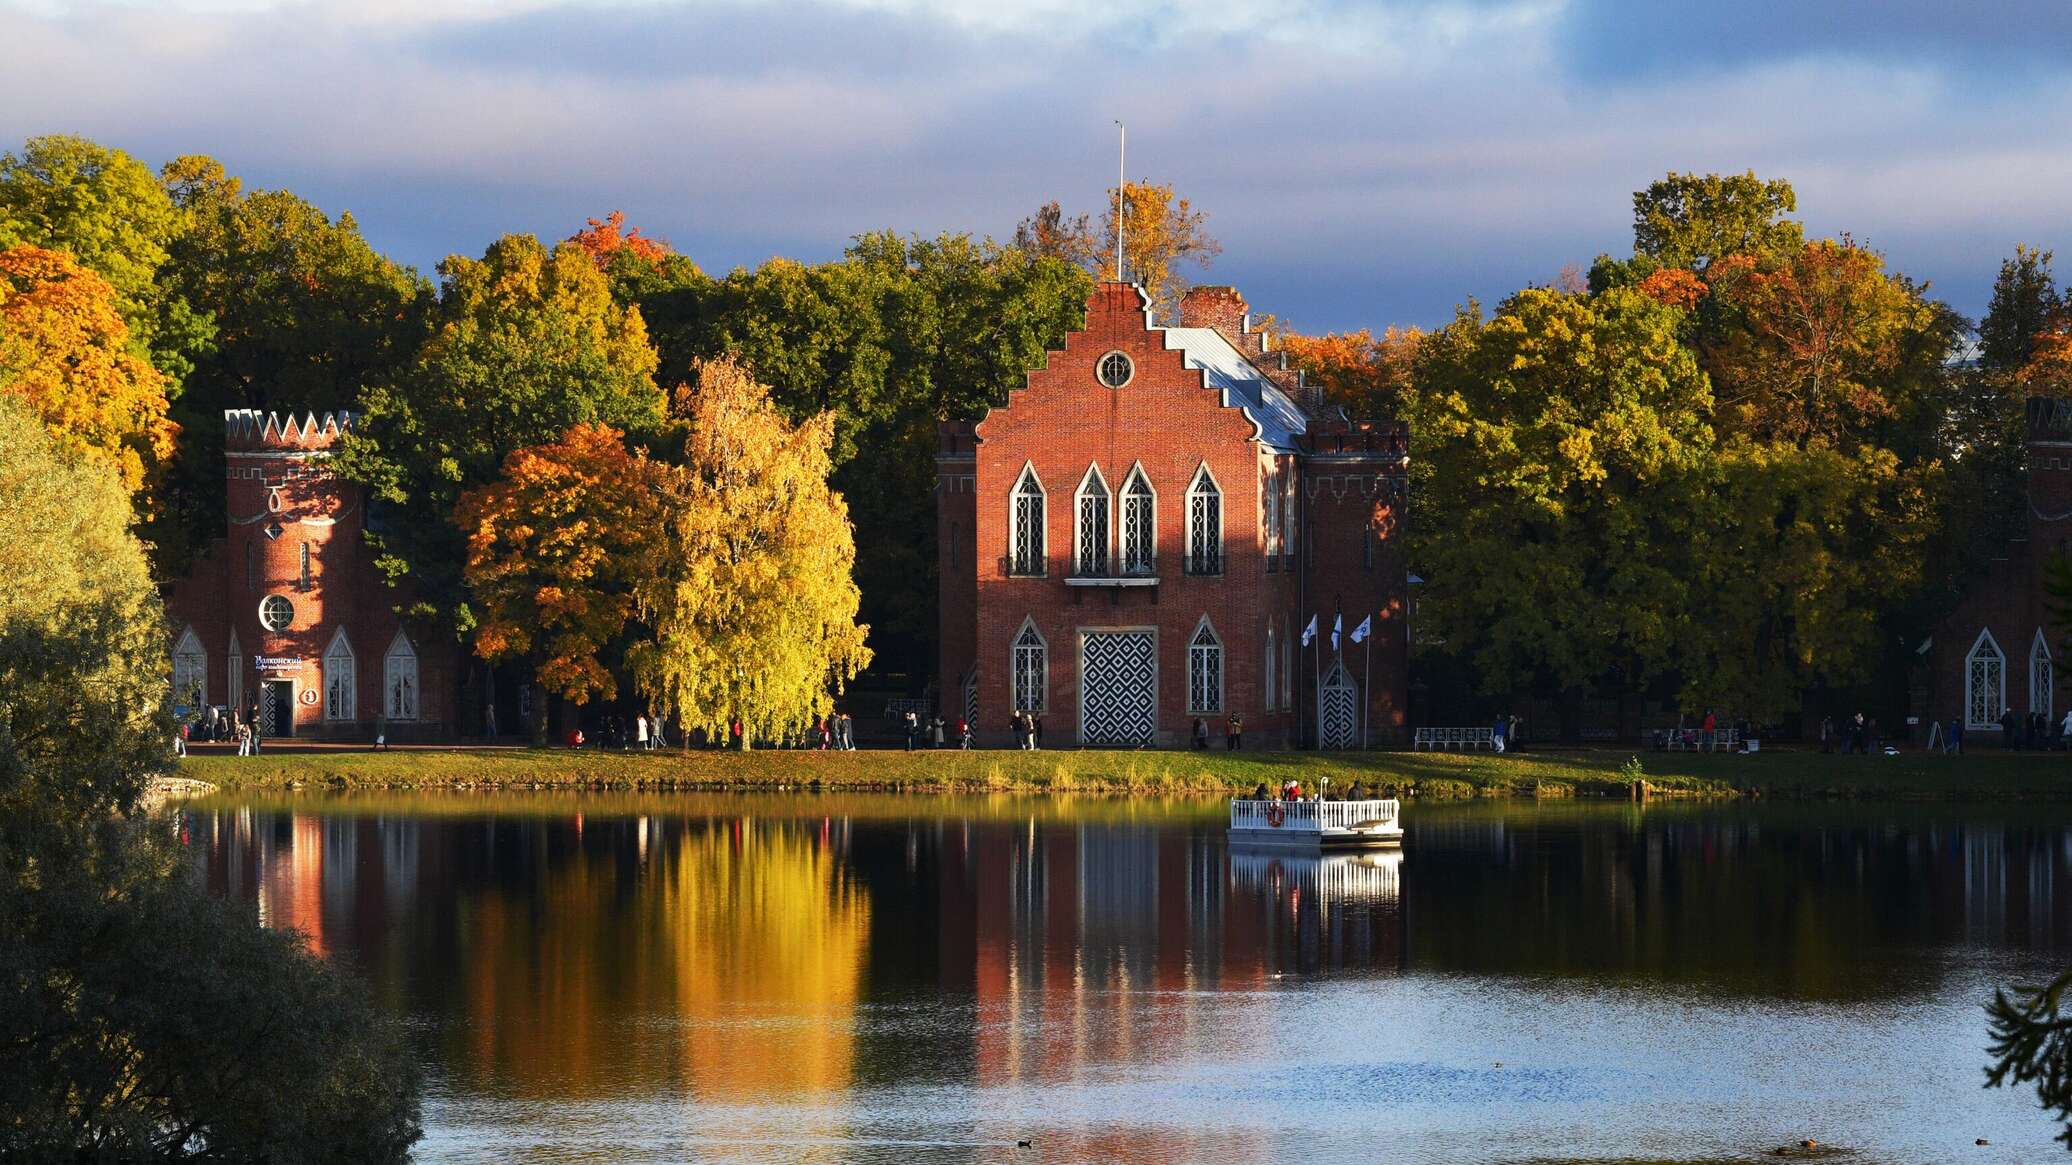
4 0 2070 332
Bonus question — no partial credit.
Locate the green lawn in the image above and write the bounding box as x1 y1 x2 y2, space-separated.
174 743 2072 801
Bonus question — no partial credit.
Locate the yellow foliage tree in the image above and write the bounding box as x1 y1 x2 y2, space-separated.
455 423 659 739
0 245 174 500
1014 181 1218 318
631 357 871 747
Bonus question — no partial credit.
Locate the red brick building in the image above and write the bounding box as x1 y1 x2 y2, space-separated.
1929 397 2072 739
937 281 1410 749
164 410 456 738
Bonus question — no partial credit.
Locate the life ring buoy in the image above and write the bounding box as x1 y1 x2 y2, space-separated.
1265 802 1286 828
298 688 318 707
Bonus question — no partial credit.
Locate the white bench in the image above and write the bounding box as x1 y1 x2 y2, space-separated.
1413 727 1496 751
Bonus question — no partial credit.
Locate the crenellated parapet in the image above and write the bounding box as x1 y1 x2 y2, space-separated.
224 409 354 452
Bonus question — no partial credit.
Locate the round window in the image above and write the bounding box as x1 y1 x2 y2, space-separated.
1096 351 1135 389
259 594 295 633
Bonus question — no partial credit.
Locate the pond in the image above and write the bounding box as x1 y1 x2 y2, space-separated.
179 793 2072 1163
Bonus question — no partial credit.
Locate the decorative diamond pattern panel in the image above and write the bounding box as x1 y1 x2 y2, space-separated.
1080 631 1156 746
1320 666 1358 749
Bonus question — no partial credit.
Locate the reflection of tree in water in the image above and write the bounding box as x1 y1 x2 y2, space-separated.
653 819 871 1101
1405 805 2072 998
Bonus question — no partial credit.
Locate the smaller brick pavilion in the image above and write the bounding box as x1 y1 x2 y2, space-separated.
936 281 1411 749
163 409 456 739
1929 397 2072 738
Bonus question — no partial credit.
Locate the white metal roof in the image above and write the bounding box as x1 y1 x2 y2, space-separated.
1161 326 1308 453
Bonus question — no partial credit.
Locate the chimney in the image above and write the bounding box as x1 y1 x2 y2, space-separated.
1179 286 1256 353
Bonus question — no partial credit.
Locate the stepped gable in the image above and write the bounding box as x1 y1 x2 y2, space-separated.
224 409 353 452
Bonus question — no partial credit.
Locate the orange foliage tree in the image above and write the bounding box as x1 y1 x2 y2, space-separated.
1702 239 1932 448
0 244 174 500
568 210 673 269
455 423 660 738
1279 326 1421 415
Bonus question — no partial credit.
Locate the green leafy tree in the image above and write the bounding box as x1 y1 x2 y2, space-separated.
1979 245 2062 373
1404 287 1715 722
0 397 419 1161
154 167 430 571
338 233 662 639
1633 170 1804 272
0 134 213 387
630 357 871 746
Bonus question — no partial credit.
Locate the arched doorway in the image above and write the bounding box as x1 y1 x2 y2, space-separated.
1319 662 1358 750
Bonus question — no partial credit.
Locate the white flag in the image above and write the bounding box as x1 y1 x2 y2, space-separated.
1331 614 1343 651
1300 615 1317 646
1351 615 1372 644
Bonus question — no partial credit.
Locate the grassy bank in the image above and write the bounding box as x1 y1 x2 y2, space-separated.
175 744 2072 801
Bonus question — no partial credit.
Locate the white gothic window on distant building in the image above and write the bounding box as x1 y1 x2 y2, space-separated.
1010 466 1046 576
1188 618 1224 714
1967 629 2005 730
385 629 420 721
2032 629 2054 718
324 628 356 722
1012 619 1048 713
171 627 207 710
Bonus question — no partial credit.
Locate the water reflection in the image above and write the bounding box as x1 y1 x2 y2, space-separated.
178 796 2072 1163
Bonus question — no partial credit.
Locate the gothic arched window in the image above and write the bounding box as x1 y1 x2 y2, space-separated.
1011 618 1048 713
1967 629 2005 730
1188 618 1223 713
2033 629 2054 719
1075 464 1111 576
323 628 356 722
1120 465 1156 576
385 629 420 722
172 627 207 710
1186 465 1222 576
1010 466 1046 576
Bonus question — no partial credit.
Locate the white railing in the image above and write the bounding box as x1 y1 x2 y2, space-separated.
1661 727 1739 752
1229 849 1401 908
1413 727 1495 750
1230 798 1398 834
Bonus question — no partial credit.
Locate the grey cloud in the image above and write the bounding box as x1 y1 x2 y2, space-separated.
1 0 2069 330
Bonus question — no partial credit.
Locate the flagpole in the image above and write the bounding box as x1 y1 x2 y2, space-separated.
1363 622 1371 751
1313 619 1322 752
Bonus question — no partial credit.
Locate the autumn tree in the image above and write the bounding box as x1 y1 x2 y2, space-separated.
1702 238 1939 448
1980 245 2063 374
0 134 212 385
1014 181 1218 317
456 424 659 743
0 245 175 499
1280 326 1421 416
569 210 673 269
630 357 871 747
338 233 663 639
645 233 1087 681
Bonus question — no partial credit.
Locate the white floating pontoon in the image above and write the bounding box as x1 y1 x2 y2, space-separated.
1229 798 1403 849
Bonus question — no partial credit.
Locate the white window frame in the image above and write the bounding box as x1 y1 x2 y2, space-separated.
1967 628 2006 731
323 626 356 722
259 594 295 633
1261 460 1281 560
1009 463 1047 577
1011 617 1048 714
1187 616 1224 715
2033 629 2054 719
1185 463 1223 576
1282 461 1299 563
384 628 421 722
1119 463 1157 577
172 626 207 710
1074 463 1112 577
